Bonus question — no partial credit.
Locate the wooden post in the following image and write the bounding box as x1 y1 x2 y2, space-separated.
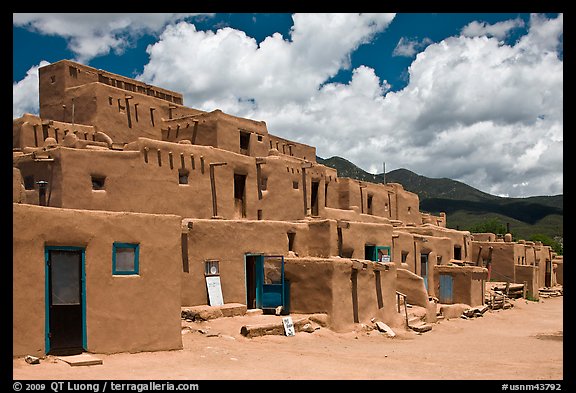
209 162 227 218
523 281 527 299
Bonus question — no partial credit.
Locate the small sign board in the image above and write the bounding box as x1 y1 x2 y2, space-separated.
205 276 224 306
282 316 295 336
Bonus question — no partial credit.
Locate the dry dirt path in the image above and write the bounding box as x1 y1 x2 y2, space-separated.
13 296 564 382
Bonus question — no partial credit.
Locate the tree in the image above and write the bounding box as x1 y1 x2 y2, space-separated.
529 234 563 255
467 217 508 235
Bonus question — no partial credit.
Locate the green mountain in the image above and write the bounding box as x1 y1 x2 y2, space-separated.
317 156 563 241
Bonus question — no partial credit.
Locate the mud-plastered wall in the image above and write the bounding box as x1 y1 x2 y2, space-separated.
266 132 316 162
13 167 26 203
13 204 183 356
286 258 402 332
476 242 523 283
181 219 310 307
433 266 487 306
515 265 540 299
258 155 307 220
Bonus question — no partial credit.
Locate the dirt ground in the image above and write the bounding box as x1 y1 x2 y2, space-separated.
13 296 564 381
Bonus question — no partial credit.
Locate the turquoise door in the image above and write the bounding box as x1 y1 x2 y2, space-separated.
246 254 287 312
45 246 86 355
439 274 453 304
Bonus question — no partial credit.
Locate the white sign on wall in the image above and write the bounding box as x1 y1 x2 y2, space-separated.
206 276 224 306
282 316 295 336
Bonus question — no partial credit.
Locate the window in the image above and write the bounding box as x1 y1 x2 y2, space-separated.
401 251 409 263
91 175 106 190
240 131 250 155
205 260 220 276
69 66 78 78
112 243 139 275
24 175 35 190
367 194 373 215
178 168 189 185
50 75 56 84
260 176 268 191
257 135 263 142
292 181 299 189
454 246 462 260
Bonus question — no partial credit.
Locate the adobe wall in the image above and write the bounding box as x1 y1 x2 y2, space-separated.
553 256 563 285
13 203 182 356
338 221 394 260
534 243 553 288
181 219 312 306
514 265 540 299
433 265 487 306
267 133 316 162
286 258 404 332
472 233 497 242
400 224 472 261
471 241 522 283
13 167 26 203
395 268 429 308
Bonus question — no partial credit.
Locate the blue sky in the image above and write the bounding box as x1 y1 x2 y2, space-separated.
13 13 563 198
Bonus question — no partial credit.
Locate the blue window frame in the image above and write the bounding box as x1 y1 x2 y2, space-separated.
112 242 139 275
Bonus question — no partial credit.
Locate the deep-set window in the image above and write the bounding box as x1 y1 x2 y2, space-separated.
205 260 220 276
178 168 189 185
24 175 35 190
401 251 409 263
292 181 299 189
91 175 106 190
112 242 139 275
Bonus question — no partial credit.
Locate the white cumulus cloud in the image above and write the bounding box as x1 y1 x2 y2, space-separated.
12 13 562 197
13 13 211 63
461 17 526 40
13 60 50 118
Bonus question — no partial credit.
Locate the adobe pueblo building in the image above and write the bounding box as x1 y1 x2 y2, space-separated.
12 60 561 357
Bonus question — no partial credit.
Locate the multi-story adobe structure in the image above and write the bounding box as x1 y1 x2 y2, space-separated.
12 60 558 357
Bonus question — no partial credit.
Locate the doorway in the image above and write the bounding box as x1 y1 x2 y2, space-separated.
245 254 260 309
234 174 247 218
545 260 552 287
311 181 320 216
45 247 85 355
420 253 429 291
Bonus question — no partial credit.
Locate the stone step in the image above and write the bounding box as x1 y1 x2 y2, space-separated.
182 303 247 321
409 323 432 333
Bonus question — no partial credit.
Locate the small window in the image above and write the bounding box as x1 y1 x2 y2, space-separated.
50 75 56 84
113 243 139 275
367 194 373 215
91 175 106 190
178 168 189 185
108 96 113 105
292 181 299 189
288 232 296 252
401 251 409 263
257 135 263 142
454 246 462 260
23 175 35 190
240 131 250 155
407 206 412 214
260 177 268 191
205 260 220 276
69 66 78 78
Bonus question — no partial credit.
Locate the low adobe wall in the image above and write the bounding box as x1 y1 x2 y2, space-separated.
13 203 183 356
285 258 404 332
